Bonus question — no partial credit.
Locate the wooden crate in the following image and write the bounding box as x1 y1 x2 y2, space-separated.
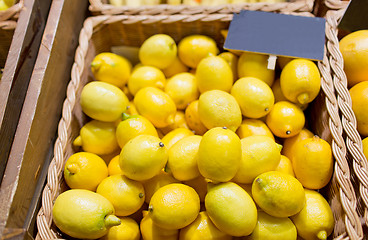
0 0 89 239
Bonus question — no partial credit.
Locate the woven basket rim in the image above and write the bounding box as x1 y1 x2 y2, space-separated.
0 0 23 29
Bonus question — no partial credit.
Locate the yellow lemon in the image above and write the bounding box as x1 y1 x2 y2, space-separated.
281 128 314 159
363 137 368 160
73 120 119 156
291 136 333 189
205 182 257 237
231 77 274 118
165 72 199 109
245 211 297 240
126 101 139 115
266 101 305 138
197 127 241 182
91 52 132 88
128 66 166 95
275 155 295 177
162 56 189 78
140 210 179 240
277 56 293 69
185 100 208 135
236 118 274 140
52 189 121 239
120 135 168 181
272 78 309 111
196 55 233 93
339 30 368 87
184 175 208 202
162 127 194 150
134 87 177 128
252 171 305 218
160 111 189 135
238 52 275 86
198 90 242 132
101 217 140 240
80 81 129 122
233 136 281 184
4 0 14 7
167 135 202 181
148 183 200 229
179 211 232 240
291 189 334 240
280 59 321 105
178 35 219 68
107 155 123 176
116 114 158 148
64 152 108 191
219 51 238 81
349 81 368 136
139 34 177 69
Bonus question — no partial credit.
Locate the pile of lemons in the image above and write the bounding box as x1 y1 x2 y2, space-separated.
52 33 335 240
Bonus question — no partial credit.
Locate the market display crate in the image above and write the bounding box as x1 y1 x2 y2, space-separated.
34 10 364 240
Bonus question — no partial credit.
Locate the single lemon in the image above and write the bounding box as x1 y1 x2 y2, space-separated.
197 127 241 182
120 135 168 181
73 120 119 156
349 81 368 136
185 100 208 135
339 30 368 87
128 66 166 95
198 90 242 132
275 155 295 177
116 114 158 149
219 51 238 81
140 210 179 240
107 155 123 176
162 127 194 150
80 81 129 122
277 56 293 69
148 183 200 230
238 52 275 86
165 72 199 109
184 175 208 202
280 59 321 105
0 1 9 10
281 128 314 159
160 110 189 135
245 211 297 240
91 52 132 88
231 77 274 118
291 136 333 189
272 78 308 111
363 137 368 160
178 35 219 68
205 182 257 237
266 101 305 138
236 118 274 140
167 135 202 181
52 189 121 239
179 211 232 240
233 136 281 184
101 217 140 240
196 55 233 93
162 56 189 78
134 87 177 128
64 152 108 191
291 189 334 240
139 34 177 69
252 171 305 218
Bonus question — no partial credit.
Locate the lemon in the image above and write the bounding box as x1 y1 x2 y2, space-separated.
162 127 194 150
73 120 119 156
178 35 219 68
245 211 297 240
349 81 368 136
91 52 132 88
120 135 168 181
205 182 257 236
183 175 208 202
101 217 140 240
252 171 305 217
196 55 233 93
277 56 293 69
238 52 275 86
134 87 177 128
266 101 305 138
233 136 281 184
148 183 200 229
236 119 274 140
339 30 368 87
160 110 189 135
185 100 208 135
198 127 241 182
198 90 242 132
64 152 108 191
291 189 334 240
140 210 179 240
107 155 123 176
0 1 9 10
116 114 158 149
126 101 138 115
167 135 202 181
80 81 129 122
179 211 232 240
272 78 309 111
275 155 295 177
291 136 333 189
281 128 314 159
162 56 189 78
127 66 166 95
231 77 274 118
4 0 14 7
363 137 368 160
165 72 199 109
121 85 134 101
139 34 177 69
219 51 238 81
52 189 121 239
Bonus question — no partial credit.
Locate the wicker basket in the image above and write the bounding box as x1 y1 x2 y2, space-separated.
36 12 363 240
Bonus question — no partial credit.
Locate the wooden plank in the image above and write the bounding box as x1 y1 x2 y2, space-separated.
0 0 89 239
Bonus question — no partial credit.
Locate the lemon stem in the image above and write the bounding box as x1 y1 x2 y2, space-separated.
276 143 283 152
66 163 79 174
73 136 82 147
104 215 121 228
122 112 131 121
317 230 327 240
297 93 309 105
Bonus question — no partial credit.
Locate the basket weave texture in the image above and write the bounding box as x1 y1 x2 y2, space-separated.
36 11 363 240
